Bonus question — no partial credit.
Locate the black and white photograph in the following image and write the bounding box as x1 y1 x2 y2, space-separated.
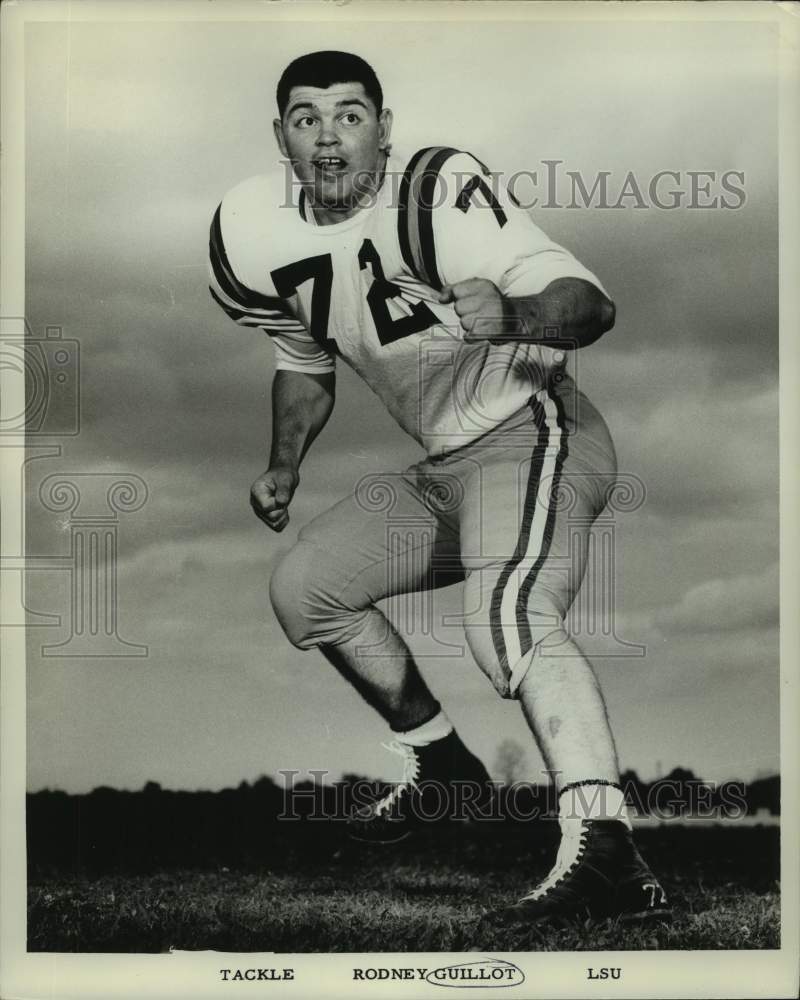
1 1 798 998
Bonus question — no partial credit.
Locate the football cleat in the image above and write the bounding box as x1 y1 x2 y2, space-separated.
347 730 493 844
489 819 671 926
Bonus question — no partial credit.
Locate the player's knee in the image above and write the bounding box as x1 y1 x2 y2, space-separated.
269 541 370 650
464 587 567 700
268 543 317 648
506 621 572 697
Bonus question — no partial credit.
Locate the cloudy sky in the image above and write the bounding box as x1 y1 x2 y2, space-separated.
23 14 779 792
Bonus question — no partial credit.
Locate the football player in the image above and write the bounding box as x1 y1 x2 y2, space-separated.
208 50 669 926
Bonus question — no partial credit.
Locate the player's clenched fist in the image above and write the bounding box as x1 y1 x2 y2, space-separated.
438 278 517 343
250 466 299 532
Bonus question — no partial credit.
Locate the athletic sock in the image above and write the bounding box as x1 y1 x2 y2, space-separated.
394 709 454 747
559 780 632 830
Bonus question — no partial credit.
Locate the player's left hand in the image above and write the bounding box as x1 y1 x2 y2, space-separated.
438 279 518 343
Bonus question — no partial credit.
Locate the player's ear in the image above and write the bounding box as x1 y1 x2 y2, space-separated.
273 118 289 157
377 107 393 153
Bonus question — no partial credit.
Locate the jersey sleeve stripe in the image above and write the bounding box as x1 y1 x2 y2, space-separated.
209 206 253 305
397 146 432 278
417 146 460 291
209 205 288 314
209 287 306 333
208 277 304 325
210 282 302 324
405 146 447 288
397 146 460 292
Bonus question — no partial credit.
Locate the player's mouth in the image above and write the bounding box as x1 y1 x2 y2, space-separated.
312 156 348 176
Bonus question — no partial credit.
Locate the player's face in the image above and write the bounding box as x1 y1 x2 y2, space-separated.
274 83 392 224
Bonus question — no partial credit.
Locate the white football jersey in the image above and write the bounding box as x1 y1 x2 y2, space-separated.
209 147 607 455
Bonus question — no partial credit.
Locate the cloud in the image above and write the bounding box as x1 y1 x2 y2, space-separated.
655 562 778 634
613 561 778 651
599 380 778 520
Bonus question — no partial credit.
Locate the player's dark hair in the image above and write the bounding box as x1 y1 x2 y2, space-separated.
277 51 383 118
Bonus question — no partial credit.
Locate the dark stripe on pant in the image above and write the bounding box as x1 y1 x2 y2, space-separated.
516 388 569 655
489 398 549 672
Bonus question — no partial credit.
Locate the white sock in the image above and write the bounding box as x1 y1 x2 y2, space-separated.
394 709 454 747
559 782 632 830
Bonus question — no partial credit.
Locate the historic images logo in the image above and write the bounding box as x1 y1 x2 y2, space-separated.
1 316 148 656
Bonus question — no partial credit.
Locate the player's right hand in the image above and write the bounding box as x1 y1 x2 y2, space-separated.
250 466 299 532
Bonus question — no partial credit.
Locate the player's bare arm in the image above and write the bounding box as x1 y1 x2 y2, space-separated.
439 276 615 348
250 369 335 532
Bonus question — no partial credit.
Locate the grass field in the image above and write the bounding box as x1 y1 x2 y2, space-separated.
28 824 779 953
